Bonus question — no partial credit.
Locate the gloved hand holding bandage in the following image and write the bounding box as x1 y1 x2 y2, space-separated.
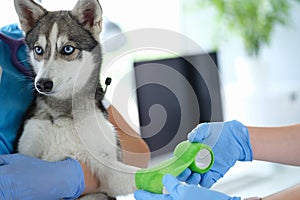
186 120 253 188
135 141 214 194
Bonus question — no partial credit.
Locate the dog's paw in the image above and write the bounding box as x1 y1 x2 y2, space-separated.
78 193 116 200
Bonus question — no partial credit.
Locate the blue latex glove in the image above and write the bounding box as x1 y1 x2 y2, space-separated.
185 120 253 188
0 154 85 200
134 174 241 200
177 168 201 185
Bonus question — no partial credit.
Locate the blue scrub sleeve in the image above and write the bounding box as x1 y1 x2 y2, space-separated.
0 24 33 154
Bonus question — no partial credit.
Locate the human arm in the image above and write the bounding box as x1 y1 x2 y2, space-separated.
262 184 300 200
249 124 300 166
80 161 100 195
107 104 150 168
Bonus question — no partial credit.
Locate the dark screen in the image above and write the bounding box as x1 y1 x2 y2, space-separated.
134 52 223 156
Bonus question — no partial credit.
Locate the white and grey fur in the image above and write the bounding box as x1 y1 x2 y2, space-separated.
14 0 139 199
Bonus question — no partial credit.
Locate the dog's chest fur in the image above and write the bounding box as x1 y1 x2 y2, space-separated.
19 96 117 162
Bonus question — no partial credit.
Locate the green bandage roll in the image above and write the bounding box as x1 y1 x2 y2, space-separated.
135 141 214 194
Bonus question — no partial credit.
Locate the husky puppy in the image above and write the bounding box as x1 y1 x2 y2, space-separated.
14 0 139 199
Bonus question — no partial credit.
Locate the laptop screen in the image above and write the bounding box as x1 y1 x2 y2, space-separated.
134 52 223 156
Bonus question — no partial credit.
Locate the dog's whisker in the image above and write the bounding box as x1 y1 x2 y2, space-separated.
16 77 35 95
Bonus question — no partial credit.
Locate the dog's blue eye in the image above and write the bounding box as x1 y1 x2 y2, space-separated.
34 46 43 55
62 45 75 55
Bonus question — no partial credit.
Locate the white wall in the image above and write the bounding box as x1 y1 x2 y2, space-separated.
180 1 300 126
0 1 19 27
0 0 78 27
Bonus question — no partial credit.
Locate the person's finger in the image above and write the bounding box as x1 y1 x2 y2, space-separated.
134 190 172 200
186 173 201 185
162 174 181 195
0 154 19 165
187 123 209 143
199 170 222 188
0 157 7 166
176 168 191 182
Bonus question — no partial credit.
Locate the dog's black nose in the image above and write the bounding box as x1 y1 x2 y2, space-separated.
36 79 53 93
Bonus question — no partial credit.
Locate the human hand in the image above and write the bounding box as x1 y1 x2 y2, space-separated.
134 174 241 200
186 120 253 188
0 153 85 200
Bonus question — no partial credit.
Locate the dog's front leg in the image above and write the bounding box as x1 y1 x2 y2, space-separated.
17 119 49 158
95 160 140 197
78 193 116 200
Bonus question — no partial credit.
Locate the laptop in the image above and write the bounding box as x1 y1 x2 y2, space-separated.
134 52 223 157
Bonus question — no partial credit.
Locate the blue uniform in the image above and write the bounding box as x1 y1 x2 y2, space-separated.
0 24 33 154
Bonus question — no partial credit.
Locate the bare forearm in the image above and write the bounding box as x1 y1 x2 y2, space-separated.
80 162 100 196
117 128 150 168
108 105 150 168
262 184 300 200
248 124 300 166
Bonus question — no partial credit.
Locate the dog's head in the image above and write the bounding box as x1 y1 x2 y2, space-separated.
14 0 103 99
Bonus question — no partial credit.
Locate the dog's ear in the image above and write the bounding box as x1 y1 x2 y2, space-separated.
72 0 103 38
14 0 47 33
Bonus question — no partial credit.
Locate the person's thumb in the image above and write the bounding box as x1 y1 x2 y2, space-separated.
162 174 181 195
0 153 21 165
187 123 209 143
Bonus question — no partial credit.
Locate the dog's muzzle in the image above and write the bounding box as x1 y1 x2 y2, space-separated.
36 79 53 93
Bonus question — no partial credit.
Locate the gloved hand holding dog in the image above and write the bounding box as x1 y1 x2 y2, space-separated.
0 154 85 200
